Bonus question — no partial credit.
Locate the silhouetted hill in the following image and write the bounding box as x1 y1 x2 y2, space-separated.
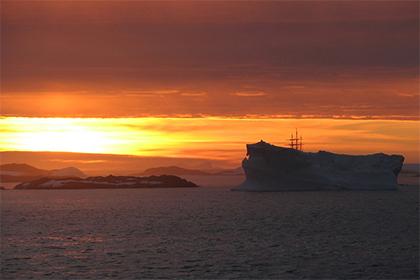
0 163 86 182
401 163 419 175
142 166 211 176
1 163 44 174
212 167 244 175
0 151 230 176
49 167 85 178
142 166 243 176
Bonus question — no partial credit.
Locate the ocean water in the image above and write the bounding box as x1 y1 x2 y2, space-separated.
1 187 418 279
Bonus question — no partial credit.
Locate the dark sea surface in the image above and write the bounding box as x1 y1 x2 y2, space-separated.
1 186 418 279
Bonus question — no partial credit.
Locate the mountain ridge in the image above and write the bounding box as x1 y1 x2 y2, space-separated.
141 165 243 176
0 163 86 182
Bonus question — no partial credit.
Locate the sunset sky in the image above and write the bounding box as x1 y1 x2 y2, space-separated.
1 1 419 169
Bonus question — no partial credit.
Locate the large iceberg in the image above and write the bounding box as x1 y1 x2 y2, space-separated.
233 141 404 191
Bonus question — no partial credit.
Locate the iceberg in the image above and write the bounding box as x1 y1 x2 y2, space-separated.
233 141 404 191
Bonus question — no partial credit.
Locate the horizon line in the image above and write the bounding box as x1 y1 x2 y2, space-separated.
1 150 419 165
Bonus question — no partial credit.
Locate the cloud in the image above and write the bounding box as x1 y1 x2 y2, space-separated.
397 92 418 98
121 89 208 98
232 91 267 97
121 89 180 96
180 91 207 97
1 1 418 119
48 159 108 164
282 85 306 89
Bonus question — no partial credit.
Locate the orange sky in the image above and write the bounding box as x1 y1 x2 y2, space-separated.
0 1 419 166
0 117 418 164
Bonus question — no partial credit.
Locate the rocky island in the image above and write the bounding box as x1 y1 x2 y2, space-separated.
233 140 404 191
15 175 198 190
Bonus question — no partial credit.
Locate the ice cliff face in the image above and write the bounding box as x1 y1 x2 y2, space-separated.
233 141 404 191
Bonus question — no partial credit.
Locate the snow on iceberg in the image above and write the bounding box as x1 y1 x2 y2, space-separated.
233 140 404 191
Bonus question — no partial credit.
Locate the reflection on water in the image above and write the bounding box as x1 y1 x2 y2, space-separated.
1 187 418 279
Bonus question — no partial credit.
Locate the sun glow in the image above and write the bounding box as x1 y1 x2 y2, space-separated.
0 117 419 163
14 126 109 154
0 118 170 156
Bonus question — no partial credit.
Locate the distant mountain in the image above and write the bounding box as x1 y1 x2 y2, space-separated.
48 167 85 178
15 175 198 190
1 163 45 174
212 167 244 176
142 165 243 176
401 163 420 174
0 151 227 177
142 166 211 176
0 163 86 182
